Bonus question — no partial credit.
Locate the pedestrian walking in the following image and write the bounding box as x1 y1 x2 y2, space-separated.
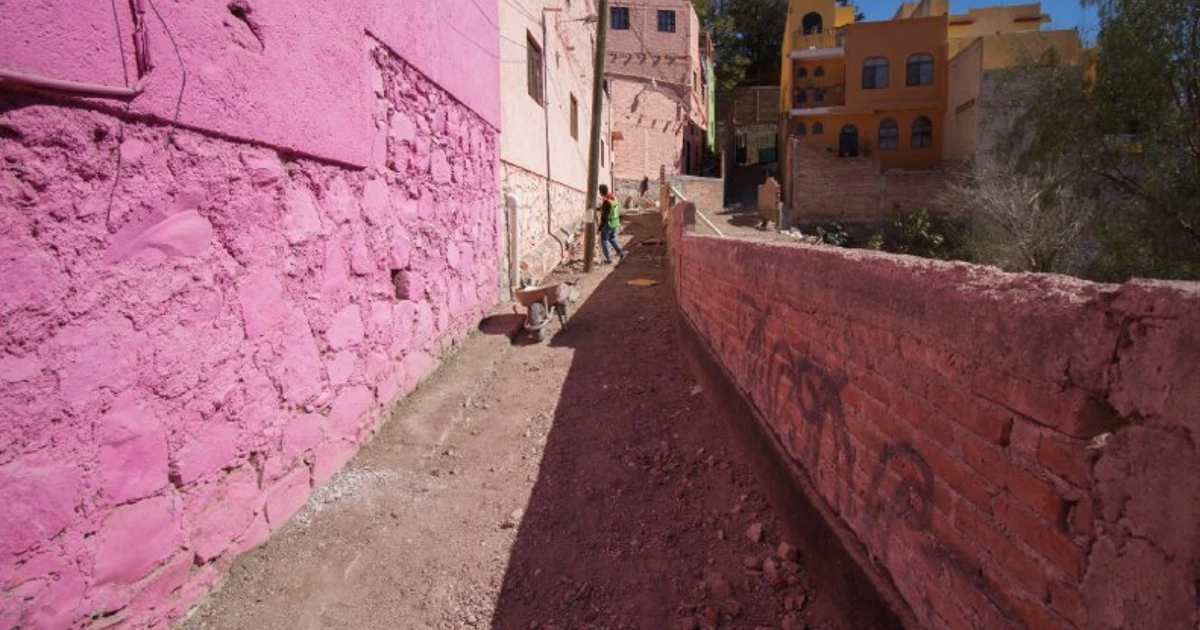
597 184 625 265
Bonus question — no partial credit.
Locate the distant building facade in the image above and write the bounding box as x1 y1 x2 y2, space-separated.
500 0 613 284
779 0 1083 219
781 0 1081 170
607 0 715 184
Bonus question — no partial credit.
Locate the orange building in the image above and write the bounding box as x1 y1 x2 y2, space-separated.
782 0 948 170
780 0 1082 172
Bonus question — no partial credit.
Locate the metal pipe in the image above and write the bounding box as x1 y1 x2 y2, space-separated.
0 68 144 100
542 8 555 243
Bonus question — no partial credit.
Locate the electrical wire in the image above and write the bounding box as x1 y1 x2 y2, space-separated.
443 14 503 59
145 0 185 147
500 0 541 24
111 0 129 86
466 0 500 29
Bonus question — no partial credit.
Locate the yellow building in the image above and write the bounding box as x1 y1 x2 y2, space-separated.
780 0 1082 170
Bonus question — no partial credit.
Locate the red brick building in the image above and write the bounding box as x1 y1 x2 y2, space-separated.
606 0 714 185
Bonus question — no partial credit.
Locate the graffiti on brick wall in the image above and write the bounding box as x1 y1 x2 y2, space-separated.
743 301 856 514
741 303 1020 625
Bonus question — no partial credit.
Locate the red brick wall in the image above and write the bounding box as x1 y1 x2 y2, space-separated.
671 175 724 215
793 148 881 220
791 148 949 220
883 169 951 215
667 203 1200 629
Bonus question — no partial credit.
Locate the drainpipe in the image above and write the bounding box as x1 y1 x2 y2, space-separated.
504 188 521 292
542 8 557 246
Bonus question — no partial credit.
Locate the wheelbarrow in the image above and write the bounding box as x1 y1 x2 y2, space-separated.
515 282 578 342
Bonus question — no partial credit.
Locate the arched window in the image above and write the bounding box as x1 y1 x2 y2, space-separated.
796 66 809 79
862 57 889 89
794 122 807 136
814 66 825 77
813 122 824 135
802 12 823 35
911 116 933 148
878 118 899 150
906 53 934 86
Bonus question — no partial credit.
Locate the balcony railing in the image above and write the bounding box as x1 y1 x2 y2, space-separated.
790 28 846 51
791 85 846 109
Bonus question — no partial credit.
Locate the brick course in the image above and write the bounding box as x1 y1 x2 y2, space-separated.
790 147 950 220
666 202 1200 629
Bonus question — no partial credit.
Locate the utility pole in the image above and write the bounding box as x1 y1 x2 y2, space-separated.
582 0 609 273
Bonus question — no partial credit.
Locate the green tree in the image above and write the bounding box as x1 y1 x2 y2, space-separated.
692 0 787 92
982 0 1200 280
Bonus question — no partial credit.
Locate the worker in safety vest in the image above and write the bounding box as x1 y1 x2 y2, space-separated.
597 184 625 265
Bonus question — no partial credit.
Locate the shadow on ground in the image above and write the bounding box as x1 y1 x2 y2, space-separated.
489 215 837 630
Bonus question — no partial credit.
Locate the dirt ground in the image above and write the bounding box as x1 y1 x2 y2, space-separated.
699 208 819 247
177 214 844 630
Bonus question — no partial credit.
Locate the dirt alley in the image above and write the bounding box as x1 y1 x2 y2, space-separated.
178 214 845 630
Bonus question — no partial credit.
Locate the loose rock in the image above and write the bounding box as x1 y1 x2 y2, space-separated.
781 612 806 630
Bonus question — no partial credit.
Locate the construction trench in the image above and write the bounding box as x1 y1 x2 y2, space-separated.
178 212 850 630
178 203 1200 630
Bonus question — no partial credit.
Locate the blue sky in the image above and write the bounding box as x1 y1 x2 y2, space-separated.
857 0 1099 42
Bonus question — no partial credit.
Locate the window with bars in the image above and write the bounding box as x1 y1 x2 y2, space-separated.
911 116 933 148
796 66 808 79
611 6 630 30
862 57 889 89
657 10 676 32
906 53 934 86
878 118 899 150
794 122 807 136
527 33 543 104
814 66 825 77
813 122 824 135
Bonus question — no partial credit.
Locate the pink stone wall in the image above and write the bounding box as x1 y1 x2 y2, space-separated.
0 2 500 626
668 203 1200 629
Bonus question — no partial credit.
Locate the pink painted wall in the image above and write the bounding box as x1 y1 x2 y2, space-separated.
0 1 500 627
0 0 499 167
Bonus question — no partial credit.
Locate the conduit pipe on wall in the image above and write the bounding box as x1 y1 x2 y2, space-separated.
542 8 558 242
0 68 146 100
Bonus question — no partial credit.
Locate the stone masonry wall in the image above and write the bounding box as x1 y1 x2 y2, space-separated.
501 162 586 284
0 38 499 629
667 203 1200 629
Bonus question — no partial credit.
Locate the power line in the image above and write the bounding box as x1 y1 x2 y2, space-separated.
146 0 186 147
466 0 501 29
